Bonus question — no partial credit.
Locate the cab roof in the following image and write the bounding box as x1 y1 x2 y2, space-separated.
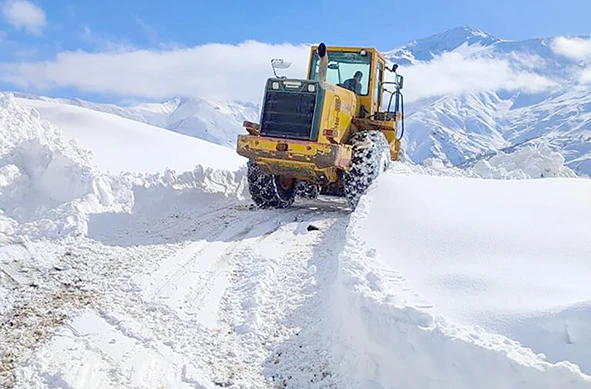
309 45 386 62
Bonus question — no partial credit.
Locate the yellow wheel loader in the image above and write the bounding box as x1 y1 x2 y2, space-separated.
236 42 405 210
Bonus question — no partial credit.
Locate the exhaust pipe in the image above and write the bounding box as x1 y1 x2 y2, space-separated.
318 43 328 83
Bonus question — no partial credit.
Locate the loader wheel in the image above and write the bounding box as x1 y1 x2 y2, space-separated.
343 131 390 209
294 181 320 200
246 161 296 208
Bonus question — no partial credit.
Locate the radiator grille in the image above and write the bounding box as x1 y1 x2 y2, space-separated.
259 91 317 140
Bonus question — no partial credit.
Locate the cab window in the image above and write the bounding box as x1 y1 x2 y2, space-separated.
310 50 372 95
375 61 383 107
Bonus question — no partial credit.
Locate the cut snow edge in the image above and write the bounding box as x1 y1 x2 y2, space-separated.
328 192 591 389
0 94 249 240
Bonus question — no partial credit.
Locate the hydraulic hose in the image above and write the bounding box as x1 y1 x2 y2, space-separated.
398 90 404 140
394 90 404 140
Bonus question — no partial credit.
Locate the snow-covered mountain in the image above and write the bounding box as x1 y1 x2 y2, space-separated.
385 26 591 175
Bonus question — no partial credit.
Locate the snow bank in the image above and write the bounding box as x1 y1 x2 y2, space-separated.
328 169 591 387
422 142 578 179
131 165 249 214
472 143 577 178
0 94 248 240
0 95 130 238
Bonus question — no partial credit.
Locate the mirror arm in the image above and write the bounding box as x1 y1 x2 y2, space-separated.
271 62 279 78
386 63 398 73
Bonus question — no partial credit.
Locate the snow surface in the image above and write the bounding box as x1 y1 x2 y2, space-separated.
1 94 591 388
12 94 246 174
471 142 578 178
354 164 591 376
332 185 591 388
0 93 247 239
14 93 259 149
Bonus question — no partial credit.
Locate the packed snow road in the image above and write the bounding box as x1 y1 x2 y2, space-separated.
2 196 352 388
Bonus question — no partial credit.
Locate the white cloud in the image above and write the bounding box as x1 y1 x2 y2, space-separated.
550 36 591 85
0 41 311 103
388 51 558 103
1 0 46 36
580 68 591 84
550 36 591 60
0 40 558 104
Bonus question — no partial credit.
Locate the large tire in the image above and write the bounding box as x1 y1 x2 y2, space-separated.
246 161 296 208
343 131 390 209
294 181 320 200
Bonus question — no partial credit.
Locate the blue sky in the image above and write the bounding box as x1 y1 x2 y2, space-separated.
0 0 589 103
2 0 589 51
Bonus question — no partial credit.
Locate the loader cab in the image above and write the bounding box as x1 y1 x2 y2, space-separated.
307 45 387 116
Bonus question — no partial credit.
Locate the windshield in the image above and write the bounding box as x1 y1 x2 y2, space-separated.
309 50 371 95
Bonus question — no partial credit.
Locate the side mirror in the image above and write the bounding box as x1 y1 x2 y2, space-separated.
271 58 292 78
328 63 339 70
396 74 404 90
271 58 292 69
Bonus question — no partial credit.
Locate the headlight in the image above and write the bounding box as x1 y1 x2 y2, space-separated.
272 82 280 90
308 84 315 92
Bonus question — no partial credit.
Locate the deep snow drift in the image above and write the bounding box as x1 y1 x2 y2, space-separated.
1 94 591 388
336 164 591 386
331 186 591 388
13 94 246 174
471 142 578 179
423 141 578 179
0 93 247 239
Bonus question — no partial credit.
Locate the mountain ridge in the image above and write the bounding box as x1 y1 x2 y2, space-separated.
6 25 591 176
383 26 591 175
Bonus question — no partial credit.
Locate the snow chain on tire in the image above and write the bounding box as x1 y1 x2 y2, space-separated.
246 160 296 208
343 130 390 209
294 181 320 200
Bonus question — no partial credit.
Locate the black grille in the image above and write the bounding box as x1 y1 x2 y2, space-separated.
259 91 316 140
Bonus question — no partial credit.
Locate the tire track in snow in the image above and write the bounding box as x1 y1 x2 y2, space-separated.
211 205 351 388
4 206 248 387
135 206 304 322
4 202 248 388
92 206 317 387
7 198 352 388
0 243 98 389
87 200 242 246
262 214 350 388
98 203 348 387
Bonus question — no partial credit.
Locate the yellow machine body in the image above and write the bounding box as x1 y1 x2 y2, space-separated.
236 43 404 188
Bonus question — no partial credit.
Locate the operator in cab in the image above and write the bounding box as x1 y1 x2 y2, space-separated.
342 71 363 94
